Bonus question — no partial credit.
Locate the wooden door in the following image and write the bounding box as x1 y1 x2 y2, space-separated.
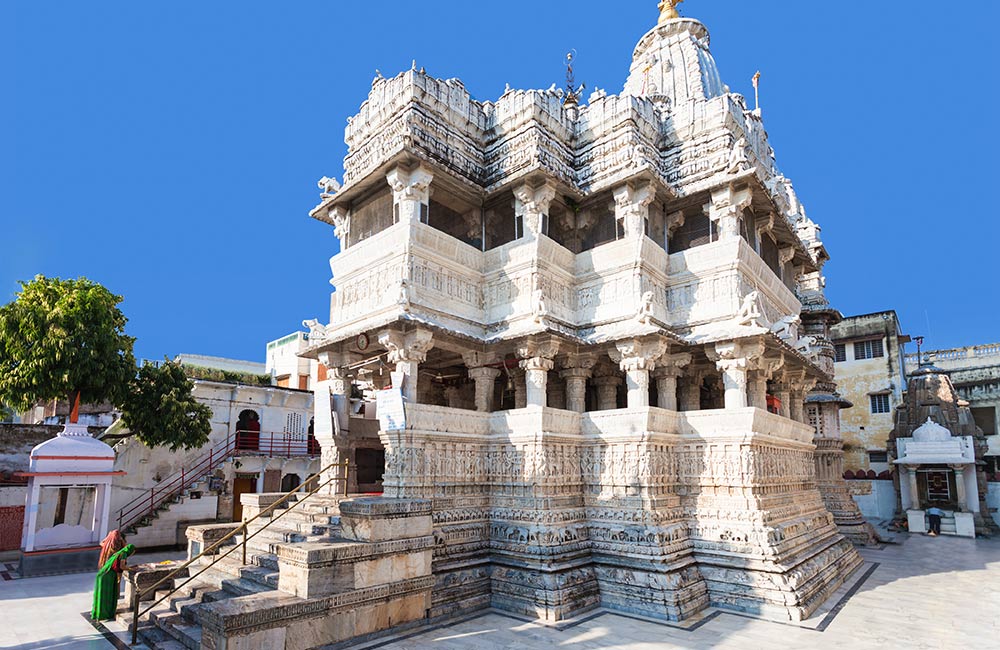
232 478 256 521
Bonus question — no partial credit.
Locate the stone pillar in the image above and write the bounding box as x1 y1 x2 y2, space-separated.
561 355 596 413
906 465 921 509
789 389 806 423
463 351 501 413
679 372 704 411
513 183 557 238
468 367 501 412
747 370 768 410
610 338 667 409
546 374 566 410
613 181 655 238
510 368 527 409
652 353 691 411
771 381 792 418
708 340 764 410
705 184 753 241
378 329 434 403
951 464 968 512
593 374 622 411
386 165 433 225
520 357 554 406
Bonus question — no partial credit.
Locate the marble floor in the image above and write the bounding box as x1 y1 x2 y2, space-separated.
2 536 997 649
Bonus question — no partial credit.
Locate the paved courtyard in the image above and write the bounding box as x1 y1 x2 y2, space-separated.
1 535 998 649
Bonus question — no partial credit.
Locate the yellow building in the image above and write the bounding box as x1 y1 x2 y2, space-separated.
830 311 910 471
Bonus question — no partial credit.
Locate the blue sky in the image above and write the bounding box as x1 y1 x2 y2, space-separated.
3 1 998 362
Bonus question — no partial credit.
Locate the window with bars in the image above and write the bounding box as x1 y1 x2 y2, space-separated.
870 393 891 414
854 338 884 360
834 344 847 363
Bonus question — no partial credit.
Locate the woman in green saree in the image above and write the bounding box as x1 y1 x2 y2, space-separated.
91 543 135 620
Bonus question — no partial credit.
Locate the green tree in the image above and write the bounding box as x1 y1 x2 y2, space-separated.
0 275 136 418
120 361 212 451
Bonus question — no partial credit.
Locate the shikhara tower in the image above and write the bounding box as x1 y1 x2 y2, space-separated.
306 2 865 623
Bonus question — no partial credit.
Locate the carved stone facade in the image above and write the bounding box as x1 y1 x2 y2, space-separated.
304 2 862 627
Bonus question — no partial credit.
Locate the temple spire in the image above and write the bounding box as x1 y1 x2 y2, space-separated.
658 0 684 23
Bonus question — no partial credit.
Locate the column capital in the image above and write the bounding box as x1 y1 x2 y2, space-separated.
513 182 557 237
330 206 350 244
462 350 500 369
592 374 622 388
468 366 501 381
708 339 764 373
610 338 667 373
519 356 554 373
378 329 434 364
948 463 968 472
653 352 692 379
613 181 656 238
385 164 434 202
516 339 559 363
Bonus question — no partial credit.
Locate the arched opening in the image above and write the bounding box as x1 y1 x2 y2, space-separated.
235 410 261 452
280 473 302 493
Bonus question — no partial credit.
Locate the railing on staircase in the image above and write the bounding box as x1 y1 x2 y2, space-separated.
115 430 321 533
129 458 349 646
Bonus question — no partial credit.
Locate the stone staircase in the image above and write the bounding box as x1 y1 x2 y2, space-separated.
123 475 216 536
123 493 344 650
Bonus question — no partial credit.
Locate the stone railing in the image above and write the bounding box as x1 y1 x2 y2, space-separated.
905 343 1000 368
681 407 815 445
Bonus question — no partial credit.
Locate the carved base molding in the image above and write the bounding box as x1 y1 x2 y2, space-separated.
373 405 863 624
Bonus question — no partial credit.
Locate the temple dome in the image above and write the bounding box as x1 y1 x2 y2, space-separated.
622 16 725 105
912 417 952 443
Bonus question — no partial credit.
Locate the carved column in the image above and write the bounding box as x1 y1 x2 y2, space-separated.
906 465 921 509
315 354 353 495
510 368 527 409
708 340 764 409
705 184 752 241
789 388 806 423
951 464 968 512
592 368 622 411
386 164 434 225
610 338 667 409
513 183 557 238
463 351 501 413
378 329 434 403
679 370 705 411
747 370 769 410
613 181 655 238
771 380 792 418
517 342 558 407
561 355 596 413
520 357 554 406
652 353 691 411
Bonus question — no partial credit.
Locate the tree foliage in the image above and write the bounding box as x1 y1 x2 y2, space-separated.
121 361 213 452
0 275 136 412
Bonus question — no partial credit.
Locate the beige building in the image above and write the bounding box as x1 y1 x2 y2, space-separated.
830 312 910 472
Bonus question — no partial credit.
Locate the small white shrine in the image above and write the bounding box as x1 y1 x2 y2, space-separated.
17 423 123 576
894 418 978 538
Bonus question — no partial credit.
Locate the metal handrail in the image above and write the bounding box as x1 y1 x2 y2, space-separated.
116 431 321 532
128 458 349 645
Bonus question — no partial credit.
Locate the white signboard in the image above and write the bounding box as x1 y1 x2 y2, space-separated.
376 387 406 431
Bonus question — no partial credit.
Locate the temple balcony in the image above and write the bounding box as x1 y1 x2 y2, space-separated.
668 237 801 329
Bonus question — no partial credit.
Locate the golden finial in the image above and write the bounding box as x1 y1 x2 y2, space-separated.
658 0 683 24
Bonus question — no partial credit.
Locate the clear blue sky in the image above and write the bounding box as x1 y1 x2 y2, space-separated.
3 1 997 362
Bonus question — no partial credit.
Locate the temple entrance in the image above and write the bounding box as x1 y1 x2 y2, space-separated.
918 468 956 508
232 475 257 521
281 473 302 493
236 410 261 452
355 448 385 493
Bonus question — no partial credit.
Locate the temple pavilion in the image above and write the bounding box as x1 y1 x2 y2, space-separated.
300 0 869 624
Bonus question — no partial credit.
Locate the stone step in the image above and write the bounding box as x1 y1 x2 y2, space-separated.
150 611 203 650
137 622 189 650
